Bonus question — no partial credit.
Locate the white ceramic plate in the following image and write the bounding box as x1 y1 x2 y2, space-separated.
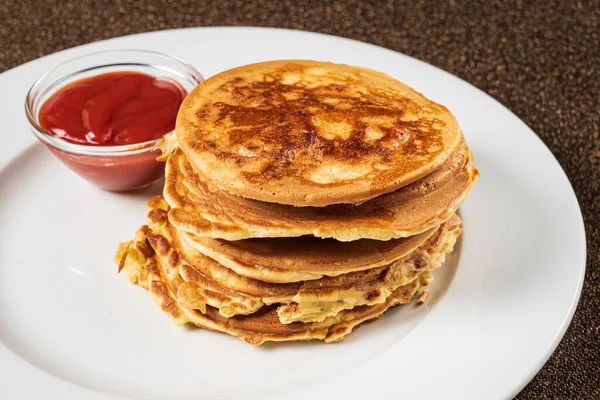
0 27 586 400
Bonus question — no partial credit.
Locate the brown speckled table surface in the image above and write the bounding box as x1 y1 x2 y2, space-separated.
1 1 598 398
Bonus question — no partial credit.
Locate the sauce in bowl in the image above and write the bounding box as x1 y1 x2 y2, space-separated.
39 72 185 146
26 50 203 192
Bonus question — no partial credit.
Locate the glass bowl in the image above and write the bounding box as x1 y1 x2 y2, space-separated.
25 49 203 191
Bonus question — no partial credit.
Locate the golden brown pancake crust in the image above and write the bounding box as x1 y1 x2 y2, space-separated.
121 199 462 324
164 141 478 241
186 228 435 279
176 60 463 206
116 229 426 345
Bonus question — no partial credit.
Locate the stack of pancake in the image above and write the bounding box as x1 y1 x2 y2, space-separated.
116 60 479 345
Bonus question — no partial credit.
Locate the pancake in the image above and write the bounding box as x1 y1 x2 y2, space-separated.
116 232 426 345
117 198 461 323
164 140 477 241
180 229 432 283
179 223 458 324
180 214 462 284
149 195 438 283
176 60 463 207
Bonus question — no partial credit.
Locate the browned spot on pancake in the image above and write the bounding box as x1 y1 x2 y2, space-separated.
151 281 180 318
145 258 160 276
412 251 429 271
208 76 444 183
148 209 168 226
180 264 203 282
138 239 153 259
167 251 179 270
365 289 381 301
147 233 170 256
203 289 228 303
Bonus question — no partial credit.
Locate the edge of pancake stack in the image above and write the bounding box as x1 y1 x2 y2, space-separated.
116 60 479 345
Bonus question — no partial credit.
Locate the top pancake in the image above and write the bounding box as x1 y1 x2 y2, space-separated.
176 60 463 206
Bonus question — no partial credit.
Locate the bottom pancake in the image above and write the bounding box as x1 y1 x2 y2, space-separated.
117 198 461 324
116 234 426 345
